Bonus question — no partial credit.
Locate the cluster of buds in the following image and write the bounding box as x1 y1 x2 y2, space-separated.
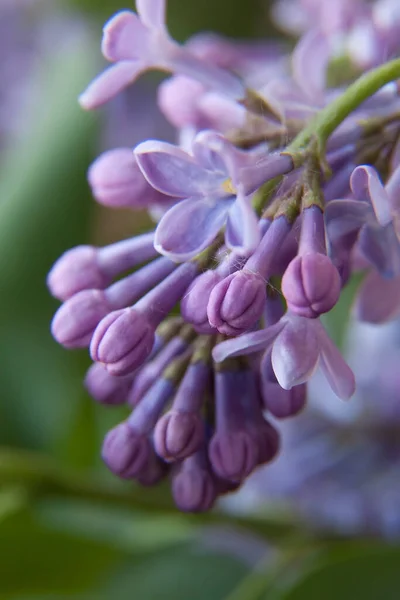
48 0 400 511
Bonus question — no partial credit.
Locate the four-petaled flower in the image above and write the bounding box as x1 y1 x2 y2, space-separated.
135 130 293 261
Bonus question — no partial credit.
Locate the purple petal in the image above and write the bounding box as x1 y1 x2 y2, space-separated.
212 323 284 362
102 11 149 61
385 163 400 212
271 316 320 389
136 0 166 29
154 197 231 261
324 199 370 243
353 269 400 323
358 222 400 277
225 193 260 256
238 153 293 195
317 322 355 400
135 140 222 197
171 51 245 100
350 165 392 226
292 30 330 103
79 61 144 110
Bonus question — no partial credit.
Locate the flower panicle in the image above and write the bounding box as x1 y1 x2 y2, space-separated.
48 0 400 510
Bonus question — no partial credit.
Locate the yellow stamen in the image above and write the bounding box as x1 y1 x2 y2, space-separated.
222 178 236 195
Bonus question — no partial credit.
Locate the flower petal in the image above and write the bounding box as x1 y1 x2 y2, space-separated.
212 323 284 362
353 269 400 323
358 222 400 277
350 165 392 226
102 11 149 61
271 315 320 389
386 163 400 212
225 193 260 256
317 322 355 400
79 61 144 110
136 0 166 29
135 140 222 197
324 199 370 243
154 197 231 261
292 29 330 103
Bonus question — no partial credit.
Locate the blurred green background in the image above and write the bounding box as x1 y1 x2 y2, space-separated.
1 1 399 598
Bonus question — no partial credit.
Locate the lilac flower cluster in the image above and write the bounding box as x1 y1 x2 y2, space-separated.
48 0 400 511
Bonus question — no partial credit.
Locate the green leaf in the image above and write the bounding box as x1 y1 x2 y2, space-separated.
35 498 196 551
0 509 124 597
0 33 99 452
102 544 250 600
281 543 400 600
63 0 266 38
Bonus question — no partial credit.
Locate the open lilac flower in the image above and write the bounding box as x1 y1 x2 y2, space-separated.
79 0 245 110
325 164 400 278
135 131 293 260
213 313 355 400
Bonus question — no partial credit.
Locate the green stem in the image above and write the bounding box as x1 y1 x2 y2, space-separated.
288 57 400 152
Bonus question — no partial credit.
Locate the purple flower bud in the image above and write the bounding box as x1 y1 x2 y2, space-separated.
207 271 266 335
154 411 204 462
209 371 258 481
90 308 155 376
135 452 168 487
47 246 109 301
209 430 258 482
157 75 206 128
154 361 209 460
102 422 151 478
282 253 341 318
172 452 217 512
238 367 280 465
84 363 132 405
255 420 280 465
47 232 157 301
261 355 307 418
128 332 192 405
88 148 170 208
282 205 341 318
181 270 222 333
51 290 110 348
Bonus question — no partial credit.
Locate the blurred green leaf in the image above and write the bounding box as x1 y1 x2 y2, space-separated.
102 544 250 600
281 543 400 600
36 499 196 551
0 33 99 452
0 509 124 598
322 273 364 349
64 0 267 38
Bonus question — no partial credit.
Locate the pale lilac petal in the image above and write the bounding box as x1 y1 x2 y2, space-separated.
292 30 330 102
79 62 144 110
136 0 166 29
238 153 293 194
350 165 392 226
212 323 284 362
225 193 260 256
324 199 370 243
102 11 149 61
385 163 400 211
135 140 222 197
271 316 320 389
154 197 231 261
358 222 400 277
317 323 355 400
171 52 245 100
353 269 400 323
